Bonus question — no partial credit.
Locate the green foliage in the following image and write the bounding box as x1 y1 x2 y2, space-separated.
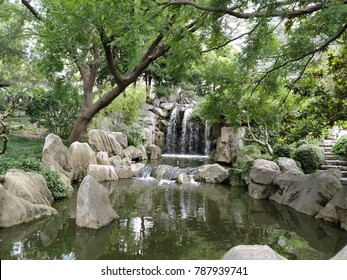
293 144 323 174
0 157 68 199
236 144 261 173
229 168 247 187
273 144 295 159
25 79 82 139
332 137 347 156
111 122 143 148
98 85 146 124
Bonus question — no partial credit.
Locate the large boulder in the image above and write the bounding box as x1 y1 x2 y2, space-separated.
109 132 128 149
336 206 347 231
250 159 281 185
87 165 118 182
142 111 158 127
248 182 274 200
196 164 229 183
331 245 347 260
215 127 244 165
316 186 347 225
41 153 74 195
154 131 165 151
142 127 154 146
160 102 174 111
177 173 191 184
114 165 133 179
248 159 281 200
88 129 123 157
153 107 167 118
96 151 110 165
123 146 145 161
42 133 73 194
222 245 286 260
3 169 53 206
270 169 342 216
0 185 57 228
277 157 301 173
76 175 118 229
42 133 72 172
69 142 97 181
147 144 162 160
130 163 146 174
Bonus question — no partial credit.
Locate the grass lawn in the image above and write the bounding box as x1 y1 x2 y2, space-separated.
0 134 44 163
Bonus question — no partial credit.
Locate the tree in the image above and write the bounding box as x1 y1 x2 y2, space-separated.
0 0 41 154
22 0 214 144
21 0 347 144
25 78 82 139
0 86 34 154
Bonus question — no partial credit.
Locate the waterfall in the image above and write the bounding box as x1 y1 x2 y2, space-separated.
204 140 211 156
165 105 180 154
180 107 193 154
164 104 207 155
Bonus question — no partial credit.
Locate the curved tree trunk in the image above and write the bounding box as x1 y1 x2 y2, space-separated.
67 83 129 145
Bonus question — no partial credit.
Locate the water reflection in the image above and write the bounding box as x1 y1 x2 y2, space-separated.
1 178 347 260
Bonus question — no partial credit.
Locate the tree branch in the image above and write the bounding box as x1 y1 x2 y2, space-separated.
248 22 347 97
243 121 273 155
161 0 347 19
201 24 259 54
98 29 125 84
21 0 43 21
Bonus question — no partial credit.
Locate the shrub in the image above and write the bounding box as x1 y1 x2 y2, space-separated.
99 84 146 123
237 144 261 168
332 136 347 156
0 157 68 199
293 144 323 174
26 79 82 139
273 144 295 158
111 122 143 148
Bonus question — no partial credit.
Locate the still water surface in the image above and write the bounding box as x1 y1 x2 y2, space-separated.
1 176 347 260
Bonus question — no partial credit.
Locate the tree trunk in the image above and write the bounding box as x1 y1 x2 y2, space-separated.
67 112 91 145
67 83 129 145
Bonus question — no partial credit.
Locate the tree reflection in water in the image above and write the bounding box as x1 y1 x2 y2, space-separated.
1 178 347 260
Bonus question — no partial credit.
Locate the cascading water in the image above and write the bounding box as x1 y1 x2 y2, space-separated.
180 107 193 154
165 105 180 154
164 105 208 155
204 140 211 156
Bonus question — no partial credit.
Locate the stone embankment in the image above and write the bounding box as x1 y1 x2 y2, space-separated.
319 139 347 187
248 157 347 232
222 244 347 260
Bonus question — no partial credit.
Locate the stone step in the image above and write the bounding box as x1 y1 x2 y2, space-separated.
324 154 340 160
320 146 333 151
341 178 347 186
341 171 347 178
320 165 347 171
323 140 336 145
323 160 347 166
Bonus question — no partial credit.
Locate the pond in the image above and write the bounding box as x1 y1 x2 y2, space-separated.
1 175 347 260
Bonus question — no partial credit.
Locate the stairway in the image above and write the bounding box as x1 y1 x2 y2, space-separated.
319 139 347 187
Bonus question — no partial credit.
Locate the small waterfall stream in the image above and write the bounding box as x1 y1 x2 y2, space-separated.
164 105 208 155
165 105 180 154
180 107 193 154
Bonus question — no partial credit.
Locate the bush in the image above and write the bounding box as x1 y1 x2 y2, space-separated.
293 144 323 174
332 136 347 156
99 85 146 123
111 122 143 148
26 79 82 139
273 144 295 158
237 145 261 168
0 157 68 199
